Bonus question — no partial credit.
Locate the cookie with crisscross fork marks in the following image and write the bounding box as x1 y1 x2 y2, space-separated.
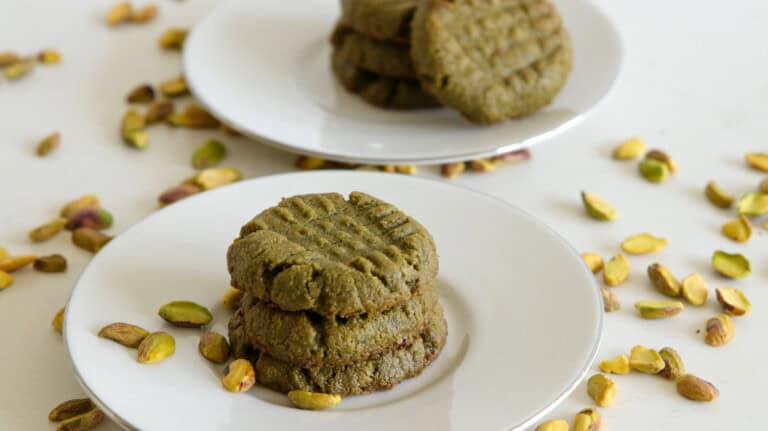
227 192 438 318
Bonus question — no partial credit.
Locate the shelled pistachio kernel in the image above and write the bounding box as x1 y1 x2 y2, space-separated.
634 300 684 319
29 217 67 242
4 59 33 80
55 407 105 431
192 140 227 169
48 398 96 422
121 110 148 149
0 271 12 289
98 322 150 348
587 374 618 407
295 155 327 170
36 131 61 156
711 250 751 279
721 215 752 242
199 331 231 364
581 191 617 221
287 390 342 410
621 233 667 254
639 158 669 183
737 192 768 217
599 355 629 375
681 273 708 305
600 286 620 312
746 152 768 172
467 159 496 173
130 4 158 23
0 255 36 272
106 1 132 25
158 183 201 207
52 308 64 333
192 167 242 190
395 164 417 175
137 332 175 363
629 345 665 374
168 105 220 129
72 228 112 253
159 75 189 97
760 178 768 194
440 162 466 179
658 347 685 380
159 28 188 50
145 100 174 124
676 374 719 402
716 287 751 316
222 359 256 392
705 181 734 209
705 314 734 347
60 194 100 219
612 137 646 160
222 287 243 310
573 408 602 431
0 247 7 259
126 84 155 103
38 49 62 65
603 253 629 286
65 208 113 230
34 254 67 273
535 419 569 431
647 263 681 297
0 51 19 67
158 300 213 328
581 253 604 274
645 149 678 173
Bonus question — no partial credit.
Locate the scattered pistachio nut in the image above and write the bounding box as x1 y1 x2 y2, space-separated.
467 159 496 173
36 132 61 157
158 300 213 328
158 183 201 207
621 233 667 254
4 59 34 80
168 105 221 128
647 263 681 297
106 2 132 25
587 374 618 407
658 347 685 380
629 345 665 374
573 408 602 431
145 100 174 124
34 254 67 273
645 149 678 173
49 398 96 422
0 271 12 290
222 359 256 392
715 287 751 316
222 287 243 311
159 28 188 50
600 286 620 312
440 162 466 179
737 192 768 217
137 331 175 363
704 314 734 347
126 84 155 103
535 419 570 431
0 247 7 259
38 49 62 65
639 158 669 183
29 217 68 242
581 253 604 274
0 51 19 67
0 255 36 272
65 208 113 230
395 164 417 175
192 140 227 169
581 191 617 221
192 167 242 190
746 152 768 172
55 408 105 431
704 181 734 209
295 155 328 170
603 253 630 286
711 250 751 279
121 110 148 149
199 331 231 364
635 300 684 319
721 214 752 242
287 390 341 410
52 308 64 333
612 137 646 160
98 322 150 348
759 177 768 194
130 4 158 23
680 273 708 305
159 75 189 98
72 228 113 253
599 355 629 375
676 374 719 402
60 195 100 219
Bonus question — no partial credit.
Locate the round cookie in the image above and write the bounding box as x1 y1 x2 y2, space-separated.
331 49 441 110
331 25 417 79
340 0 419 43
411 0 573 124
232 284 439 368
227 192 439 318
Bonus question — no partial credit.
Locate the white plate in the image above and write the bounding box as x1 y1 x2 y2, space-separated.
183 0 623 164
65 171 602 431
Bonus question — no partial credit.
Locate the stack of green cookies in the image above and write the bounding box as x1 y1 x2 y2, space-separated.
331 0 573 124
227 192 447 396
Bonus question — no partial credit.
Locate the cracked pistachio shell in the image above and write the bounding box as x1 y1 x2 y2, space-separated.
72 228 112 253
705 314 733 347
711 250 751 279
49 398 96 422
137 332 175 363
621 233 667 254
126 84 155 103
599 355 629 374
158 183 201 207
646 149 678 173
0 271 13 290
192 167 242 190
629 345 665 374
634 300 684 319
222 359 256 392
760 178 768 194
639 158 669 183
603 254 629 286
573 408 603 431
36 132 61 156
158 300 213 328
29 217 67 242
60 195 100 219
716 287 751 316
192 140 227 169
581 191 617 221
737 192 768 217
467 159 495 173
681 273 708 306
159 76 189 98
65 208 113 230
98 322 150 348
145 100 174 124
587 374 618 407
287 390 341 410
55 408 105 431
746 152 768 172
199 331 231 364
612 137 646 160
721 215 752 242
159 28 188 50
647 263 681 297
34 254 67 273
581 253 604 274
52 308 65 333
676 374 719 402
440 162 466 179
600 286 620 312
705 181 734 209
658 347 685 380
535 419 569 431
122 110 147 149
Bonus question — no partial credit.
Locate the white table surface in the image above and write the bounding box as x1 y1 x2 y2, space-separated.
1 1 765 429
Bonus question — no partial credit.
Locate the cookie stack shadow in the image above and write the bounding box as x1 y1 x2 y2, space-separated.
227 192 447 396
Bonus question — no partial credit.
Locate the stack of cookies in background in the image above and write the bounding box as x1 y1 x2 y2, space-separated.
330 0 573 124
227 192 447 396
